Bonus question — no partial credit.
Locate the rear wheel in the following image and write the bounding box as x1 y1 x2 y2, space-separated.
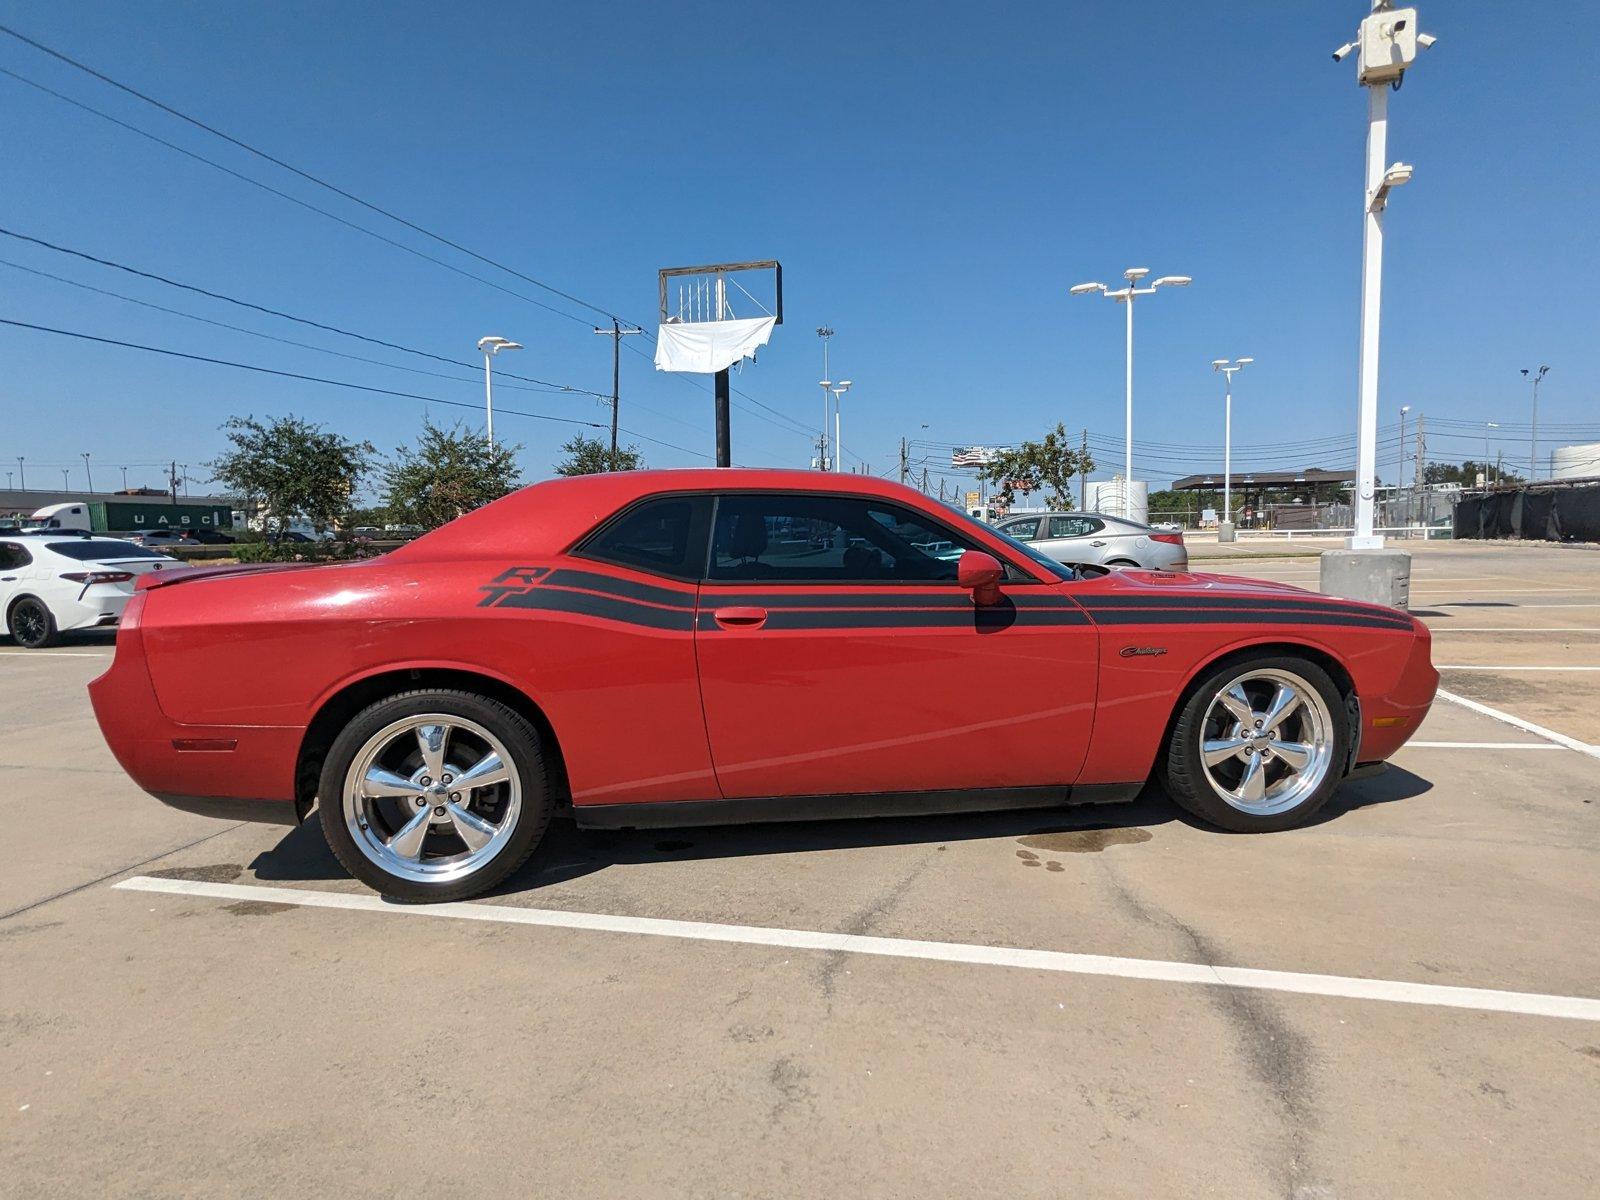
8 597 58 649
1161 655 1347 832
318 689 552 902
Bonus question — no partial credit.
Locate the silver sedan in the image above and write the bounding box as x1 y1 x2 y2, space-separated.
994 511 1188 571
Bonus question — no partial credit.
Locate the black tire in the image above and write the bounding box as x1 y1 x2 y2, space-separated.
1159 653 1349 833
8 597 59 649
318 689 553 902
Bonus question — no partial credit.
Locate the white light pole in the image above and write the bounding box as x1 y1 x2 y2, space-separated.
1398 404 1411 530
476 336 523 448
1484 421 1498 486
81 452 94 492
1521 365 1548 479
816 328 833 470
1071 269 1191 518
1334 2 1436 549
1210 357 1253 541
827 380 852 472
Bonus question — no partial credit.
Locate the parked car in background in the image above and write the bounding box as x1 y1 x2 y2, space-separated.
128 529 188 549
1 535 177 648
266 530 314 544
995 511 1188 571
182 527 237 545
90 470 1435 903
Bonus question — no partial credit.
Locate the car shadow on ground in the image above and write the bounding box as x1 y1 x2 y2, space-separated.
248 767 1433 899
0 629 118 650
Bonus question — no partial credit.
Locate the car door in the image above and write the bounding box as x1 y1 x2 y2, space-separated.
693 491 1099 800
0 541 32 624
1034 515 1109 565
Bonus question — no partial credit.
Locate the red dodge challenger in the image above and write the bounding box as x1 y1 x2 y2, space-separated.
90 470 1438 901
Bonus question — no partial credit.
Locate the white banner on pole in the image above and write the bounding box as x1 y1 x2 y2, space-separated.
654 316 776 375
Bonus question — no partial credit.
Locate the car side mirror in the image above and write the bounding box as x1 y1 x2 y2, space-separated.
958 551 1004 607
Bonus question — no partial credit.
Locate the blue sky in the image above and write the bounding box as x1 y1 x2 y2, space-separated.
3 1 1597 497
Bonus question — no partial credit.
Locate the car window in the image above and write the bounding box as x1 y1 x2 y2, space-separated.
577 496 710 581
708 494 986 584
1001 517 1041 542
0 542 33 569
1048 515 1103 539
46 540 168 560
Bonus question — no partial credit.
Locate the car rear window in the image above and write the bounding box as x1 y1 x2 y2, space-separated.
48 540 168 560
576 496 712 580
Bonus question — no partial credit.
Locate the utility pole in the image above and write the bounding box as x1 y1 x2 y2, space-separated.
81 452 94 492
593 320 644 469
1413 413 1425 534
120 465 129 491
1521 365 1549 479
61 468 70 489
898 437 908 485
1398 404 1410 529
921 467 929 494
1079 429 1089 510
816 328 833 469
181 464 190 498
169 461 179 506
16 456 23 490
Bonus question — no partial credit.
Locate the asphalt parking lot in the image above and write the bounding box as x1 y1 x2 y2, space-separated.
3 540 1597 1199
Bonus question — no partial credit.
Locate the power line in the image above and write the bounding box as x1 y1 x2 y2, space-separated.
0 316 712 459
0 27 625 324
0 225 607 396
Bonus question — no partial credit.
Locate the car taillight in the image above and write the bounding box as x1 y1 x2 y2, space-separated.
1150 533 1184 546
61 571 135 584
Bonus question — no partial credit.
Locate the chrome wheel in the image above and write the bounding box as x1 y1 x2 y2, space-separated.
341 714 522 886
1198 668 1335 817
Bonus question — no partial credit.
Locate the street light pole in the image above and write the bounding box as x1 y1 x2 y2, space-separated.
476 336 524 449
1210 358 1254 541
1521 365 1549 479
81 452 93 492
1070 269 1192 519
16 457 23 490
1398 405 1410 531
1485 421 1498 486
829 381 853 473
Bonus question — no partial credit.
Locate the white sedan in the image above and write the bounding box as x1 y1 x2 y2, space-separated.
0 535 178 649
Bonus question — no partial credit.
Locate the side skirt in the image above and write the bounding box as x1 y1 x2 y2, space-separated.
572 783 1144 831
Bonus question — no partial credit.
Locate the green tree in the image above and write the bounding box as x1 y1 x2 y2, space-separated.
384 419 523 530
976 423 1095 509
209 415 374 535
555 433 643 476
1423 459 1524 487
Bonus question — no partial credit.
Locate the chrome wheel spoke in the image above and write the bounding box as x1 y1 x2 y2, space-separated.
361 767 420 801
416 723 450 781
1218 685 1255 727
446 801 497 852
1233 751 1267 804
1203 737 1251 766
1261 685 1302 734
386 807 433 860
1274 741 1314 770
453 750 508 791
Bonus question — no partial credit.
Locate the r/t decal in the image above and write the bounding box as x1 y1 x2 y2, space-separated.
478 566 550 607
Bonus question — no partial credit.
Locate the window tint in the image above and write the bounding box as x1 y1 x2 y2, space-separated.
709 494 983 584
0 542 32 569
48 540 167 560
1002 517 1041 542
1048 515 1103 539
578 496 709 580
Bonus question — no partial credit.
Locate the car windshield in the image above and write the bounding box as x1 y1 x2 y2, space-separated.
944 510 1078 581
48 540 169 560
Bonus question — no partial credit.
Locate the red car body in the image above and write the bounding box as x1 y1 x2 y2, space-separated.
90 470 1437 829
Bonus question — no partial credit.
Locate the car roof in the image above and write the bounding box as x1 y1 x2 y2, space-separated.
1002 510 1144 529
388 469 991 564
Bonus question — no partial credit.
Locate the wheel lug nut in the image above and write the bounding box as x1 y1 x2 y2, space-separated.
415 797 426 807
449 793 461 803
434 806 447 817
419 776 431 787
441 774 453 784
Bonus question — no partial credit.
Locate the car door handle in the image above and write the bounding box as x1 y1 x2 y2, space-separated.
712 606 768 628
1090 540 1107 547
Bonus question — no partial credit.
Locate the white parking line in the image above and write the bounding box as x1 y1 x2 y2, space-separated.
0 651 110 658
115 877 1600 1023
1435 688 1600 760
1428 628 1599 633
1428 602 1600 609
1437 665 1600 672
1403 741 1561 750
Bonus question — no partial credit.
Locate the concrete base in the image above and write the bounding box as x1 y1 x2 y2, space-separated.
1217 521 1236 543
1320 548 1411 610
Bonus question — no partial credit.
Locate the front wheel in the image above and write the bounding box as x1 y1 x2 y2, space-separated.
318 689 552 902
1160 655 1348 832
8 597 59 649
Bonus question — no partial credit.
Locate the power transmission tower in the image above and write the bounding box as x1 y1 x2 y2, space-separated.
593 320 644 469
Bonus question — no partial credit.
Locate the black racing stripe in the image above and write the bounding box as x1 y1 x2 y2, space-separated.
1079 596 1413 628
701 590 1083 612
543 568 696 609
697 608 1090 631
497 588 693 631
1086 609 1410 631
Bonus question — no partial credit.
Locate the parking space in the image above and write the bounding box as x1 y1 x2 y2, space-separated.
3 547 1598 1198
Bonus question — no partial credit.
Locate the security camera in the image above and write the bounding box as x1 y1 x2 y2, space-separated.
1416 32 1437 48
1332 41 1356 61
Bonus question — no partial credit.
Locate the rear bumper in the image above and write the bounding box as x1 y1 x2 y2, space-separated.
55 589 131 633
89 620 304 824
